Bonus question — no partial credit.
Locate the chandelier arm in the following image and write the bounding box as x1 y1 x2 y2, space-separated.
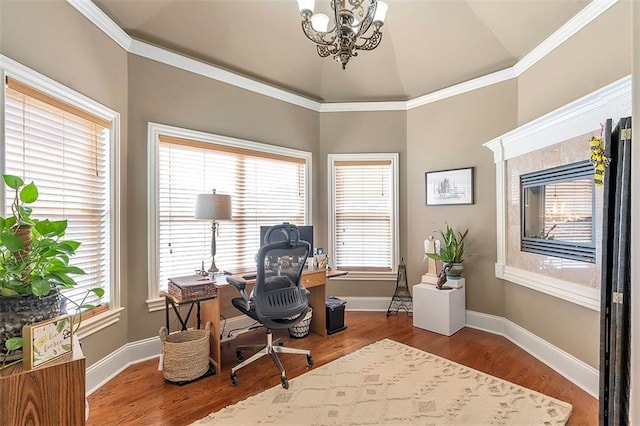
317 45 333 58
355 29 382 51
355 0 376 36
301 20 337 46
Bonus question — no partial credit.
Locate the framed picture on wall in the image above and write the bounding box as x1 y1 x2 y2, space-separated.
425 167 474 206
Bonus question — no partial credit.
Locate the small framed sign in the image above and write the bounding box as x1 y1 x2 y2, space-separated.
425 167 475 206
22 315 73 370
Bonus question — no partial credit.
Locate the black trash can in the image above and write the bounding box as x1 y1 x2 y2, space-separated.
326 296 347 335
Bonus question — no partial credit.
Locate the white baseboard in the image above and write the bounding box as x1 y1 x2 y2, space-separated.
340 296 391 311
86 335 161 395
86 300 598 400
86 316 257 395
465 310 599 398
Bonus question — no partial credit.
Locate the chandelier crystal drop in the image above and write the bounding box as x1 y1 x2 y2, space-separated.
296 0 389 70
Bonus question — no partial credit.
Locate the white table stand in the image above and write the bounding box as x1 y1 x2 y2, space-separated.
413 278 466 336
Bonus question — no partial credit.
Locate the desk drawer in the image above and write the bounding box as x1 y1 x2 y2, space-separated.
302 270 326 288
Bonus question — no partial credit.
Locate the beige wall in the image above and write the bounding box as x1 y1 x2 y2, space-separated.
407 81 517 316
518 1 632 125
505 283 600 367
318 111 407 297
0 0 129 365
126 55 320 334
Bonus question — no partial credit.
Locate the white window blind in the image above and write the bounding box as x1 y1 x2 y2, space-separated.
332 159 395 272
4 78 111 311
158 136 307 291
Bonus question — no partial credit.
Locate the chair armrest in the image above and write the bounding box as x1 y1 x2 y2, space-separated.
227 276 251 305
226 276 246 291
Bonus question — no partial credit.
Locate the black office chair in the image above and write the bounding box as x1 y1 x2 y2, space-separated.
226 223 314 389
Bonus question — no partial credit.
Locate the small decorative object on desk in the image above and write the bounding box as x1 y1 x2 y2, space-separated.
22 315 73 370
168 274 217 302
314 253 328 269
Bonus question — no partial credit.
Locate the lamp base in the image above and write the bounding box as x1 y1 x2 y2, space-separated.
208 259 219 273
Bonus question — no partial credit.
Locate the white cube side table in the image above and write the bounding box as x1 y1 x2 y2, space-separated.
413 280 466 336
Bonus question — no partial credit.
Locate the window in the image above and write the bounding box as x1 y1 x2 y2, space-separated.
2 63 121 335
147 123 311 308
328 153 399 278
521 160 595 263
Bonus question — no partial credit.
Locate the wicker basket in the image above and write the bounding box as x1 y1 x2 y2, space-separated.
159 322 211 382
288 308 313 338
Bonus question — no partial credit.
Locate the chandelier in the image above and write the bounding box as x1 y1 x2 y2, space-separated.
296 0 389 70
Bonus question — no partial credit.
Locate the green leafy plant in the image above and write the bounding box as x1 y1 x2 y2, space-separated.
426 223 469 264
0 175 103 361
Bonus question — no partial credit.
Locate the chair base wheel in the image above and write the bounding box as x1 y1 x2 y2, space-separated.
306 355 314 366
236 350 244 361
281 376 289 389
230 373 238 386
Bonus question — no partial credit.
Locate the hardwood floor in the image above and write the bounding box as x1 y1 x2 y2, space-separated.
87 312 597 425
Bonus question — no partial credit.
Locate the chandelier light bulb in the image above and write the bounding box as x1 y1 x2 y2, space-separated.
297 0 315 14
311 13 330 32
373 1 388 24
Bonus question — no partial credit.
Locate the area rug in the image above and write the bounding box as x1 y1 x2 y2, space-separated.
193 339 572 425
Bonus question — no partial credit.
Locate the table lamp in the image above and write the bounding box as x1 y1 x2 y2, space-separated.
194 189 232 273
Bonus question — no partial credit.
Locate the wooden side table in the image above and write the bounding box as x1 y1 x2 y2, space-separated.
0 336 86 424
161 292 217 333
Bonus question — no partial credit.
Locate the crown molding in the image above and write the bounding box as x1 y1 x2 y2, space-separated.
406 68 517 110
513 0 618 76
320 101 407 113
66 0 132 51
128 40 322 112
67 0 616 113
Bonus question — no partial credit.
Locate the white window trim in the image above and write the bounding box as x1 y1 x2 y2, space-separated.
327 152 400 281
146 122 313 311
0 55 123 333
483 75 631 311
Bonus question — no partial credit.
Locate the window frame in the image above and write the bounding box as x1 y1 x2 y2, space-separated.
0 55 123 338
327 153 399 280
146 122 312 311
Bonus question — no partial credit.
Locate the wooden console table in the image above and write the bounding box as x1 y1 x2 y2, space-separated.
0 336 86 425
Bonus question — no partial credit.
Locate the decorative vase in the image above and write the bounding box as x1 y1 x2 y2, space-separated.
446 262 464 278
0 291 65 360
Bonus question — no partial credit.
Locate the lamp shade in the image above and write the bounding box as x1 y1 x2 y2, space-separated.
194 192 232 220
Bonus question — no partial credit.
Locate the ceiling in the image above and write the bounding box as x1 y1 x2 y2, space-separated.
92 0 591 103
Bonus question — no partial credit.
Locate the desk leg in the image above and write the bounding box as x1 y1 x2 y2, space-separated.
308 285 327 337
165 297 170 331
198 298 221 373
196 300 201 329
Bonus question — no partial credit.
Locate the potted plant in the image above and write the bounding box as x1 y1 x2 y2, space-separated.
0 175 102 365
426 223 469 279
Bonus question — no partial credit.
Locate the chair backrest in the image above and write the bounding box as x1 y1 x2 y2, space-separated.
254 224 311 329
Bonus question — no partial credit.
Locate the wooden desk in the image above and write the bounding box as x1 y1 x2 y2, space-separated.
198 267 339 371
